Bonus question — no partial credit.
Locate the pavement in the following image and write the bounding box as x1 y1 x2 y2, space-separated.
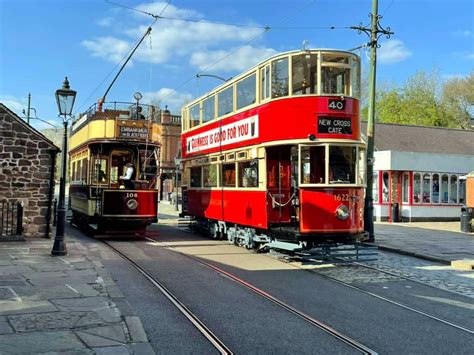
0 202 472 354
0 237 154 355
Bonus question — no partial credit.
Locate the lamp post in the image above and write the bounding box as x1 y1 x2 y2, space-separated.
51 77 76 256
174 157 181 211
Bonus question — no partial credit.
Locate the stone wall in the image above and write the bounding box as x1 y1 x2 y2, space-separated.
0 105 59 237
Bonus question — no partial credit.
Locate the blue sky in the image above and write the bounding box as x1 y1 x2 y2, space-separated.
1 0 473 131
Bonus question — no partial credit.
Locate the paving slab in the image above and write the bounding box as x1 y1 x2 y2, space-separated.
75 324 128 347
0 331 85 353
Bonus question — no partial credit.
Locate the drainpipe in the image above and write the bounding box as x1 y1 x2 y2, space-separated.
45 149 58 238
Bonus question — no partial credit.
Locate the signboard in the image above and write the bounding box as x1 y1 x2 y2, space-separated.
318 116 352 134
185 115 259 154
118 125 148 139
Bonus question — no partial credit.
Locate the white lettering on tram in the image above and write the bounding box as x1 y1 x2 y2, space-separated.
186 115 259 154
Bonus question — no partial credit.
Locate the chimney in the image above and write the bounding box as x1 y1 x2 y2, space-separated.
161 105 171 124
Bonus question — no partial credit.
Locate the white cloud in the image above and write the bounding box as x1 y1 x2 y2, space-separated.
466 53 474 60
378 39 412 64
97 17 114 27
0 95 26 115
191 45 277 72
81 37 131 64
453 30 473 38
82 2 266 69
142 88 193 114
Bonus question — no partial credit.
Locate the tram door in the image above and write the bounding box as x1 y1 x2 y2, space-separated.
266 146 292 225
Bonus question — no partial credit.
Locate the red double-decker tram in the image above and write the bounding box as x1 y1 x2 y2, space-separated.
180 49 367 250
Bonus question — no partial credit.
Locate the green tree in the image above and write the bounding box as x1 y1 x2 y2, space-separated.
441 71 474 129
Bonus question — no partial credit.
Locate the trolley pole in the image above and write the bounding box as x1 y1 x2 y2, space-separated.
26 93 31 125
351 0 393 242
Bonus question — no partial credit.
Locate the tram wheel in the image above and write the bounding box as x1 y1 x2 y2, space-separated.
209 223 221 239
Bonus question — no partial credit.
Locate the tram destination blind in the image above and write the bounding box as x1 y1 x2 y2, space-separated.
119 126 148 139
317 116 352 134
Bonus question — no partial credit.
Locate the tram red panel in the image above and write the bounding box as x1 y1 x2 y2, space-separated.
102 190 158 217
182 96 360 159
299 188 364 233
187 189 268 229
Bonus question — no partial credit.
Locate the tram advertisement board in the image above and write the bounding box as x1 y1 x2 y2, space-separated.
185 115 259 154
118 123 149 139
317 116 352 135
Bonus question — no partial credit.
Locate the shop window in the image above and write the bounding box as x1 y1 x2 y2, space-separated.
202 95 215 123
218 86 233 117
459 178 466 204
190 167 202 187
402 172 409 203
203 165 218 188
190 104 200 128
271 57 289 98
238 160 259 188
432 173 439 204
382 172 389 202
373 172 379 203
292 54 317 95
413 173 421 204
301 146 325 184
222 163 236 187
441 174 449 203
422 173 431 203
236 73 256 110
329 146 356 184
450 175 458 203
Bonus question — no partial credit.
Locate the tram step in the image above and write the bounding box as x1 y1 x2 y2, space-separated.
89 224 98 230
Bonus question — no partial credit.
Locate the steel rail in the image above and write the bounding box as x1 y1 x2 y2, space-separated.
145 237 378 355
102 240 233 355
281 255 474 335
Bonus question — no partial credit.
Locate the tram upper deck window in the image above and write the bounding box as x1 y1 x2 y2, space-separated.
322 54 349 64
189 104 200 128
236 73 256 110
271 57 289 98
351 58 360 98
260 65 270 101
329 146 356 184
292 54 318 95
321 67 351 96
301 146 326 184
218 86 234 117
202 95 215 123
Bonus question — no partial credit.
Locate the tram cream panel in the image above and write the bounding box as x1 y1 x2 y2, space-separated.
69 120 116 151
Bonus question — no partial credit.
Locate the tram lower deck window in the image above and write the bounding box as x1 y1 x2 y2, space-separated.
329 146 356 184
301 146 325 184
222 163 236 187
190 167 202 187
238 160 258 188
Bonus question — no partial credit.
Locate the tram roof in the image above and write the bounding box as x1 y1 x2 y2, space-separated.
187 48 359 107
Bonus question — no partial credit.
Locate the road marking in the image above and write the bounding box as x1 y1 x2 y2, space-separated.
414 295 474 310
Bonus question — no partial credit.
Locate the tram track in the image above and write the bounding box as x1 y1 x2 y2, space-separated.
102 240 233 355
143 237 378 355
274 254 474 336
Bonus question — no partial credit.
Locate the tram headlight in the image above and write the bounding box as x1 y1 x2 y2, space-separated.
127 199 138 210
335 205 349 220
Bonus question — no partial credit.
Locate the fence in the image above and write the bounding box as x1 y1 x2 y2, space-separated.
0 201 24 239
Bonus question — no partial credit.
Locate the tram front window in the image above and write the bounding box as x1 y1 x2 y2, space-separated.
300 146 325 184
110 150 134 185
329 146 356 184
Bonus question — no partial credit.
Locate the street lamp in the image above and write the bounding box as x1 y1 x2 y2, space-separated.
52 77 76 256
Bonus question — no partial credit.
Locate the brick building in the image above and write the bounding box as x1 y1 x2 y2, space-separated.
0 104 60 237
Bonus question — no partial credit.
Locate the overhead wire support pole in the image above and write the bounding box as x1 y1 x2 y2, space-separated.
350 0 393 242
98 26 153 111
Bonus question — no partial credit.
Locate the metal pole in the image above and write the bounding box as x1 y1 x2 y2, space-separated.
175 167 179 211
27 93 31 125
363 0 379 242
52 118 68 256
